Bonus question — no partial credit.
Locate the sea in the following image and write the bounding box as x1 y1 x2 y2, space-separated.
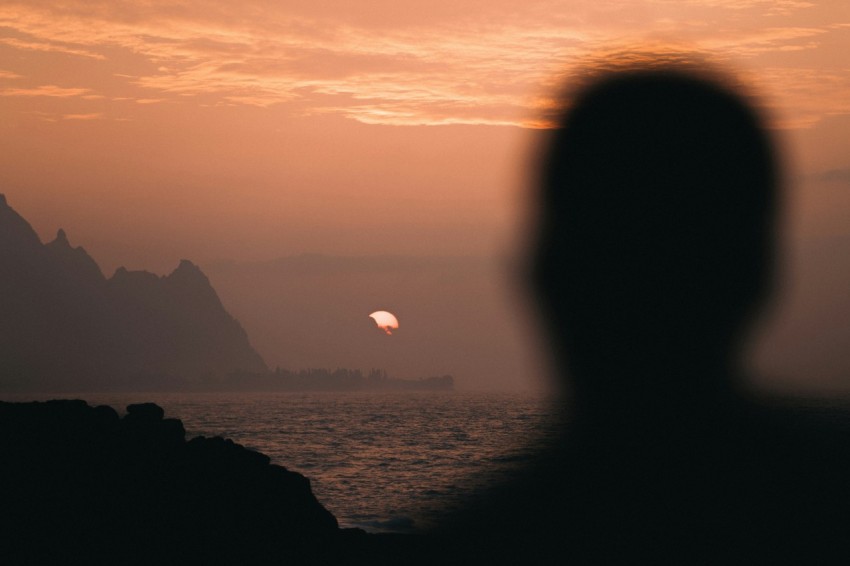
5 391 560 533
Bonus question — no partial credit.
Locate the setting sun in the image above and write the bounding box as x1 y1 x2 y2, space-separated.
369 311 399 336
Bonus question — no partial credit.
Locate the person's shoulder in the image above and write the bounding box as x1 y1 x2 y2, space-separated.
739 391 850 507
745 391 850 443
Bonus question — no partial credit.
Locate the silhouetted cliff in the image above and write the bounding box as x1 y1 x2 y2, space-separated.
0 195 267 390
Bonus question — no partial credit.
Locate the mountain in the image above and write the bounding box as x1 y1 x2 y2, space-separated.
0 194 267 390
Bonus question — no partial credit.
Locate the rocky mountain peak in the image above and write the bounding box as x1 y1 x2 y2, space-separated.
0 194 44 254
176 258 202 273
45 227 104 283
54 228 69 246
168 258 211 288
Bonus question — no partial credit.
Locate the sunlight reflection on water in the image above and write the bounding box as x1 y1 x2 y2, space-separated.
15 390 559 531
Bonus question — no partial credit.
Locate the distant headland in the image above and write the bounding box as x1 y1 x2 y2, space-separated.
216 368 454 392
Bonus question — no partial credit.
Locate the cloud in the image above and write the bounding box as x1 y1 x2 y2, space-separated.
750 67 850 128
0 69 22 79
61 112 104 120
700 26 826 54
0 0 847 128
0 36 105 59
648 0 815 14
0 85 90 97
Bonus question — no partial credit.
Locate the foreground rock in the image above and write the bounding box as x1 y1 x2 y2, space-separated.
0 400 404 564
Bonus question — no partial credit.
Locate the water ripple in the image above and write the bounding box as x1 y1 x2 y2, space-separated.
10 390 557 532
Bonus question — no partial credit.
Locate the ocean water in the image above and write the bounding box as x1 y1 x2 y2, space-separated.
9 391 559 532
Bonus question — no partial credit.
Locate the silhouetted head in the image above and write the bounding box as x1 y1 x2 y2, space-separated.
532 63 779 405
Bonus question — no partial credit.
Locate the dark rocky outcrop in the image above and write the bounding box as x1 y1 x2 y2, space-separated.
0 400 359 564
0 195 267 390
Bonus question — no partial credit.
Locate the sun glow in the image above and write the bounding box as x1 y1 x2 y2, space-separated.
369 310 399 335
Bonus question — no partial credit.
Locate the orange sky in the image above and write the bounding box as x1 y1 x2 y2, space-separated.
1 1 850 390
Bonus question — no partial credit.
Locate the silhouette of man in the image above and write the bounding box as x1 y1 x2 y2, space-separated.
425 62 850 564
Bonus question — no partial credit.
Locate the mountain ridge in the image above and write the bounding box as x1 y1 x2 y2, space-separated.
0 194 267 390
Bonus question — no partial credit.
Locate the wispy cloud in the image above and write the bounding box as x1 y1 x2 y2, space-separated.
751 67 850 128
0 36 105 59
0 85 90 97
649 0 815 14
61 112 104 120
0 0 846 128
700 26 826 54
